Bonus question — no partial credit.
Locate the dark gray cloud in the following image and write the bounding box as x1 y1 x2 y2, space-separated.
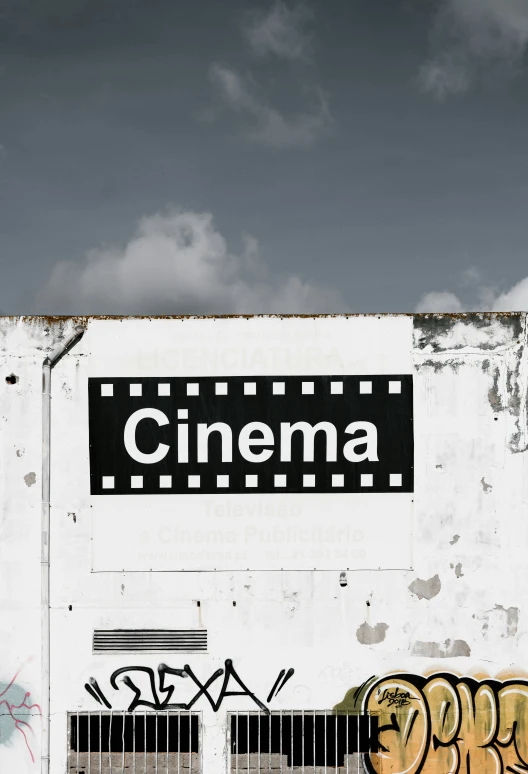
0 0 528 315
241 1 314 61
209 63 332 148
209 1 331 148
420 0 528 98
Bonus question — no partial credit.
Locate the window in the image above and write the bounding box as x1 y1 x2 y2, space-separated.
229 711 378 772
68 711 201 773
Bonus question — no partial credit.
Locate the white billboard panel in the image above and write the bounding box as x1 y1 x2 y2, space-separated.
80 316 414 571
91 492 412 571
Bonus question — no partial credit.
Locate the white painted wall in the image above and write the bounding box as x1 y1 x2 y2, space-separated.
1 314 526 773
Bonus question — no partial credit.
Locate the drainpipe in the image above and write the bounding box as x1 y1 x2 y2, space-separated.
42 325 85 774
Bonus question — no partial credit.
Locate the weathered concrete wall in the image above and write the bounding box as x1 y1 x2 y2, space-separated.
0 319 76 773
1 314 527 774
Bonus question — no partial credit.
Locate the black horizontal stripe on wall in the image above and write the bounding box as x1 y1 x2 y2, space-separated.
93 629 207 653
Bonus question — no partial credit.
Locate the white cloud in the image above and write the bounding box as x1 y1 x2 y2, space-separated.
209 63 331 148
416 273 528 312
420 0 528 98
415 291 466 313
242 1 313 61
492 276 528 311
36 209 347 315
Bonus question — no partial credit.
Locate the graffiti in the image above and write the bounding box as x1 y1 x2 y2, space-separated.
0 669 41 762
318 662 356 686
266 667 294 703
85 660 294 715
338 672 528 774
84 677 111 709
377 686 415 708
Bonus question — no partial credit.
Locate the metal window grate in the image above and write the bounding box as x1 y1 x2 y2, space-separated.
93 630 207 653
229 711 378 773
67 711 202 773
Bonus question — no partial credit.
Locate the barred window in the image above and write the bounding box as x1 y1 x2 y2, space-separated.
229 711 378 773
68 711 201 773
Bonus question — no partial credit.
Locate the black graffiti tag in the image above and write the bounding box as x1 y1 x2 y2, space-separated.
85 660 295 715
377 687 415 708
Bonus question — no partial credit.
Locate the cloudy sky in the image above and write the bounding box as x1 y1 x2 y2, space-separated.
1 0 528 315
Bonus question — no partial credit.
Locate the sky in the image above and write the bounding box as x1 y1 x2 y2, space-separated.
1 0 528 315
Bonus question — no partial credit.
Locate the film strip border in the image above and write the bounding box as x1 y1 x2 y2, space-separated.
99 471 405 492
97 378 404 398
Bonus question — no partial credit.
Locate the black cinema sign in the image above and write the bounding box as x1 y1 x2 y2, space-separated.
88 375 413 495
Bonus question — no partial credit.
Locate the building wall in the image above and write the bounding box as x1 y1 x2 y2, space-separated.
1 313 527 774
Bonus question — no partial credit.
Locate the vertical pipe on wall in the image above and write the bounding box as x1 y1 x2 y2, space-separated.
41 325 85 774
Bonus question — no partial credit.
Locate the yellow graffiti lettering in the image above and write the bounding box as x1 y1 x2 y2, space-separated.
455 682 500 774
423 677 459 774
366 678 428 774
496 684 528 771
363 674 528 774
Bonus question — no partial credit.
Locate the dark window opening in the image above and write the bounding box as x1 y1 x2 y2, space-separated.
70 713 200 753
230 713 378 768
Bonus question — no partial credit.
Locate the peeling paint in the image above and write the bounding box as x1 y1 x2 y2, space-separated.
495 604 519 638
450 534 460 545
411 638 471 658
478 605 519 640
488 366 503 411
408 574 441 600
415 358 461 373
481 476 492 493
414 315 528 456
413 313 523 352
23 472 36 487
356 622 388 645
454 562 464 578
485 340 528 454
